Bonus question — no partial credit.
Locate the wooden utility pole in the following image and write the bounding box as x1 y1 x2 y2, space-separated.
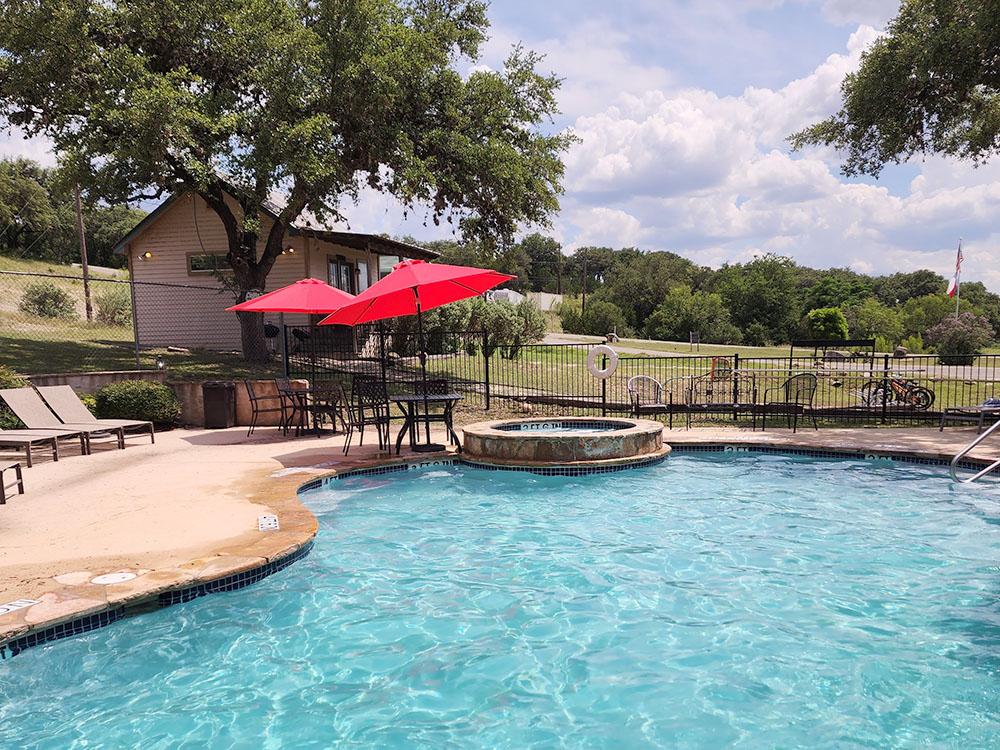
581 255 588 313
74 183 93 321
556 253 563 296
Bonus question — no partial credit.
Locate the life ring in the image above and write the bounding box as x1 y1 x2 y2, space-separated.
587 344 619 379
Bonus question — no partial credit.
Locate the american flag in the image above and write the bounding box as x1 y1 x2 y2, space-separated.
946 242 963 298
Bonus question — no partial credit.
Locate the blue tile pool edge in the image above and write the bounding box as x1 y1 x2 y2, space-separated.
0 540 314 660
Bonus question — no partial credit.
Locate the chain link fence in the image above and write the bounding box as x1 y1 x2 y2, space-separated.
0 270 275 374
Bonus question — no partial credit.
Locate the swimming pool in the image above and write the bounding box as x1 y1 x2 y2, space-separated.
2 454 998 747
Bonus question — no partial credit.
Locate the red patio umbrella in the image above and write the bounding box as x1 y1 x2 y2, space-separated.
226 277 355 314
319 259 515 451
227 278 356 374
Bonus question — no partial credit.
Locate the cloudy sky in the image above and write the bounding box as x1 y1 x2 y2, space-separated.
3 0 997 289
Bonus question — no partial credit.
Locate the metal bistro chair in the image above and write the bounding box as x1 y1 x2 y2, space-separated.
627 375 684 429
300 382 348 437
409 378 461 448
343 379 392 455
761 372 819 433
245 380 288 437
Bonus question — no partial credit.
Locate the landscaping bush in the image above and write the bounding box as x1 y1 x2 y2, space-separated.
95 285 133 326
925 312 996 365
560 299 629 338
805 307 849 340
79 392 98 416
0 366 27 429
95 380 180 426
19 281 76 319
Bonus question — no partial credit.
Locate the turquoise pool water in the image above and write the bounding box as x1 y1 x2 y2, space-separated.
1 454 999 748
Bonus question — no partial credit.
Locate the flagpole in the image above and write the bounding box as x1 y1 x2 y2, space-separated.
955 238 962 319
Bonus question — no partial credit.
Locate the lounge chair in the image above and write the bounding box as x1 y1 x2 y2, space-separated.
0 429 89 467
1 461 24 503
35 385 155 443
0 388 125 451
940 399 1000 433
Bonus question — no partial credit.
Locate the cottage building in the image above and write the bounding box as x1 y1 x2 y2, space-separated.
113 191 436 352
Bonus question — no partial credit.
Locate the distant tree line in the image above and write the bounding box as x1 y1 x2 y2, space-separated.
414 234 1000 352
0 158 146 269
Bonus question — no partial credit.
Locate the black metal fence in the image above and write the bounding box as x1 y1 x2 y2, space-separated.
284 325 1000 427
5 269 998 429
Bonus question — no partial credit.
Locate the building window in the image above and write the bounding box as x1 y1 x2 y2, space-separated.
327 255 356 294
378 254 399 279
187 253 229 274
357 261 370 292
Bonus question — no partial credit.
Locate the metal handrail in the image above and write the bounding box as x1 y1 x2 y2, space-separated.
949 418 1000 483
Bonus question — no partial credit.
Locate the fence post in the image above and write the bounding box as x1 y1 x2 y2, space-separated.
483 330 491 411
601 352 608 416
281 322 290 378
881 354 890 425
732 352 740 422
128 272 141 369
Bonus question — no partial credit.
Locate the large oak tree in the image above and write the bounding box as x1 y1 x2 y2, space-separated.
0 0 572 358
791 0 1000 176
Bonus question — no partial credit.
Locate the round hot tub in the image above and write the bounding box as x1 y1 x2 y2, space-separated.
462 417 667 467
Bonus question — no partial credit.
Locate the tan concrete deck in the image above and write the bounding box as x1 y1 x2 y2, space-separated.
0 422 993 649
0 425 457 646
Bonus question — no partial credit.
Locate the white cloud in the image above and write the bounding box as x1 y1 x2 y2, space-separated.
0 127 55 165
819 0 900 27
552 22 1000 289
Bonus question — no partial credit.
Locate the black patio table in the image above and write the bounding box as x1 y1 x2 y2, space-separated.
277 385 345 437
392 392 463 454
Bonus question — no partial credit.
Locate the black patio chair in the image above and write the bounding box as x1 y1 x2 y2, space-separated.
761 372 818 433
300 382 347 437
245 380 287 436
343 379 392 455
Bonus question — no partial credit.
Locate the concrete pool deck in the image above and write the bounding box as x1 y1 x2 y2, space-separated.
0 423 996 652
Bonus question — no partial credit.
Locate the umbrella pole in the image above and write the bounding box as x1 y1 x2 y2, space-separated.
413 296 443 452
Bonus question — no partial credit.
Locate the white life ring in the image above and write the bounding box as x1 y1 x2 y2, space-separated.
587 344 619 379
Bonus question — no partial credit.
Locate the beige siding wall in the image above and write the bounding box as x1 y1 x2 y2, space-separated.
128 194 310 350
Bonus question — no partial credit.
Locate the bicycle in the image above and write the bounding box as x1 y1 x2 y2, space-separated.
859 376 935 411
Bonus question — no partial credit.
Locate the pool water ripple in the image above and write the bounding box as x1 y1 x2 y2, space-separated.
1 454 999 748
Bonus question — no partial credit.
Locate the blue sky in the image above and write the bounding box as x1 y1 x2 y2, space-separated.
2 0 997 289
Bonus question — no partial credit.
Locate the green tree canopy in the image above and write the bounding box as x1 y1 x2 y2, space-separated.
0 157 145 267
844 297 904 343
791 0 1000 175
805 307 850 340
644 286 742 344
714 254 801 344
0 0 571 358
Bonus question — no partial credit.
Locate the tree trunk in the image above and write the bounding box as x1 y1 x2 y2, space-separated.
237 310 268 363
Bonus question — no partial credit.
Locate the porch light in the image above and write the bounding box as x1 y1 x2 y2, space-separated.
140 251 153 260
155 356 166 370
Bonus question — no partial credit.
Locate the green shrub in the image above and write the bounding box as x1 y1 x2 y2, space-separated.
874 335 894 354
0 366 27 429
925 312 995 365
743 322 773 346
95 380 180 426
95 285 133 326
899 334 926 354
805 307 849 340
19 281 76 319
560 299 629 338
79 392 98 416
